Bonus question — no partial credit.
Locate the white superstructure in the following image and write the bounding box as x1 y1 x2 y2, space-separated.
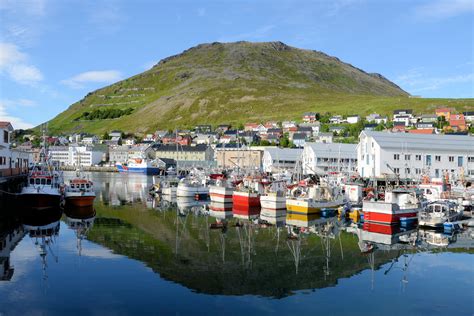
301 142 357 175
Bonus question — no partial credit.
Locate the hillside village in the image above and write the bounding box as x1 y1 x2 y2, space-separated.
2 106 473 182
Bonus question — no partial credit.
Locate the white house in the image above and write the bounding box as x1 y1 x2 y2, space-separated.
346 115 360 124
82 135 99 145
302 142 357 175
329 115 343 124
0 122 29 177
393 109 414 127
357 131 474 180
315 132 333 143
366 113 388 124
49 145 105 166
262 148 303 173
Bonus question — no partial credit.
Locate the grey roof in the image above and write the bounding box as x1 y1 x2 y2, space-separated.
362 131 474 152
267 128 283 133
264 148 303 160
152 144 209 152
305 142 357 158
297 126 313 132
463 111 474 116
394 109 413 114
292 133 307 140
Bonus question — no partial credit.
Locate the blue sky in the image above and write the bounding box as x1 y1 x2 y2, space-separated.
0 0 473 129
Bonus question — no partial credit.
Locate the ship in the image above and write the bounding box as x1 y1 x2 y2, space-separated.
116 156 161 175
64 176 96 207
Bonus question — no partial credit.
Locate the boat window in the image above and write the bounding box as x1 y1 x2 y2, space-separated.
81 184 85 189
47 179 51 185
41 178 46 185
435 205 441 212
35 178 40 185
30 179 34 184
86 184 90 188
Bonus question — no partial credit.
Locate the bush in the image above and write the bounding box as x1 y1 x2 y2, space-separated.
75 108 134 121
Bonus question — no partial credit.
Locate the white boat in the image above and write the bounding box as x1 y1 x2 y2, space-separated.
209 178 234 203
20 148 63 210
176 178 209 197
418 200 464 228
260 180 287 210
116 156 161 175
286 184 345 215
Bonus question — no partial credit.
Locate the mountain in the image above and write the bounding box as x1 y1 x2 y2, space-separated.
47 41 473 134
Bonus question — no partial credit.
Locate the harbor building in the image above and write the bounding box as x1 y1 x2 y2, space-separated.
262 148 303 173
151 144 215 168
301 142 357 175
357 131 474 180
0 122 30 178
49 145 106 166
215 148 263 169
109 145 131 164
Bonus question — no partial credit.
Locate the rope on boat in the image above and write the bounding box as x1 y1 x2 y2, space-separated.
0 189 21 196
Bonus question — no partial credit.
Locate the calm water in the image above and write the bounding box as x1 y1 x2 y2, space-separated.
1 172 473 315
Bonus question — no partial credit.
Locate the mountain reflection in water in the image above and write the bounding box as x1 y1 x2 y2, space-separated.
0 172 473 315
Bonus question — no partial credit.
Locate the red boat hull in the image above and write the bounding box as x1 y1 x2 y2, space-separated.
364 211 418 224
20 193 61 210
65 196 95 207
232 192 260 207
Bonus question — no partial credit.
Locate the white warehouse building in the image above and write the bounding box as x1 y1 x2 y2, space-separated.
49 145 105 166
262 148 303 173
357 131 474 180
302 142 357 175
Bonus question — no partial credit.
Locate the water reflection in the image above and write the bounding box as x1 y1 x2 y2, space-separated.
0 172 472 315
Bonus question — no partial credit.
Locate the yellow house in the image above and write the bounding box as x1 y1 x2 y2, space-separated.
435 107 454 120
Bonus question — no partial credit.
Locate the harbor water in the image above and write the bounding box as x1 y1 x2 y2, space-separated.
1 172 473 315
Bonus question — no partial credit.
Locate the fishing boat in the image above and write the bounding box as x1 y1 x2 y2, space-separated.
286 184 345 215
116 156 161 175
209 178 234 203
418 200 463 228
260 180 287 211
176 177 209 197
232 176 263 207
64 177 95 207
19 148 63 211
363 188 424 225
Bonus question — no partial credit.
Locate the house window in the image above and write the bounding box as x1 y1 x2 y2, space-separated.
393 168 400 174
394 154 400 160
435 169 440 178
416 155 421 161
426 155 432 166
415 168 421 174
3 131 8 143
458 156 464 167
449 156 454 162
468 157 474 163
405 154 410 161
435 155 441 162
405 168 410 174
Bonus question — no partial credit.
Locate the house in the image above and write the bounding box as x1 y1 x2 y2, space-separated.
262 148 303 173
266 134 280 145
419 114 438 123
218 130 238 144
109 145 130 164
152 144 214 162
109 131 122 138
364 123 378 131
264 121 279 129
314 132 333 143
296 126 313 137
292 133 307 148
329 126 345 135
302 112 318 123
346 115 360 124
155 130 168 139
155 158 177 171
266 128 283 138
449 114 467 131
0 122 29 177
302 142 357 175
124 138 136 145
393 109 414 126
366 113 388 124
282 121 297 131
357 130 474 180
435 107 454 120
244 123 260 131
238 131 259 144
195 125 212 134
416 122 435 129
82 135 99 145
299 122 320 135
215 124 232 133
49 145 106 166
193 133 217 145
329 115 343 124
463 111 474 122
392 122 406 133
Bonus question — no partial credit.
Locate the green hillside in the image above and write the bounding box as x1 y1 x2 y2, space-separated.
47 41 473 134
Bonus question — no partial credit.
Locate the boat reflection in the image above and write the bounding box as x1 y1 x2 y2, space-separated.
64 205 96 256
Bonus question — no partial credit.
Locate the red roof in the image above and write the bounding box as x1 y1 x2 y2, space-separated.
435 107 453 113
408 129 435 134
0 121 13 129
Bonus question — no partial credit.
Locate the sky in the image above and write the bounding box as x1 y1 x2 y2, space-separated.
0 0 473 129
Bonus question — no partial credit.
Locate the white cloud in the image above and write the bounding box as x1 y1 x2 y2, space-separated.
415 0 474 19
395 68 474 94
0 102 34 129
0 0 47 16
0 42 44 85
61 70 123 89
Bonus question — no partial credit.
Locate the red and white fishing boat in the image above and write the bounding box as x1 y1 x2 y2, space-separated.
65 177 96 207
209 177 234 203
232 175 265 207
20 147 63 211
363 188 424 224
260 180 287 211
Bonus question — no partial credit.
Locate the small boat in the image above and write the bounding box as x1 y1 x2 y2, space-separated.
209 178 234 203
64 177 95 207
19 148 63 211
363 188 424 225
286 184 345 215
418 200 463 228
176 177 209 197
260 180 287 211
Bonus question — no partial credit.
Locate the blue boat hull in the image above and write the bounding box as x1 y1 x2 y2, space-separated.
116 165 160 175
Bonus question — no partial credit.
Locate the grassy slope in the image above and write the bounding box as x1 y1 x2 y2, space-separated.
47 41 474 135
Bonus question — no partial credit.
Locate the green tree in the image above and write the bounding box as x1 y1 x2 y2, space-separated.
102 132 110 140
